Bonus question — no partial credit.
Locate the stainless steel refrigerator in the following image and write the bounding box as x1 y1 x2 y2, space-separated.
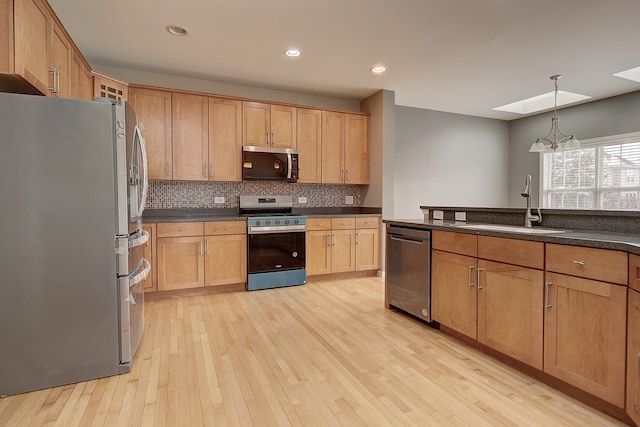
0 92 150 396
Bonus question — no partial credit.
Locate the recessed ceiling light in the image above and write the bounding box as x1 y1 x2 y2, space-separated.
614 66 640 83
284 48 301 57
370 65 386 74
166 25 188 36
493 90 591 114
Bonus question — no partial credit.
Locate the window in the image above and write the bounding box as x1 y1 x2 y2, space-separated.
541 132 640 210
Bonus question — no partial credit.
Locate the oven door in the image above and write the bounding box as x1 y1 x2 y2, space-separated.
248 230 305 274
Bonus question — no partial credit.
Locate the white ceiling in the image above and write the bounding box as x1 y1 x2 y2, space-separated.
49 0 640 120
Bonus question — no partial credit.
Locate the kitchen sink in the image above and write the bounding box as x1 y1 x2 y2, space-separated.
455 224 568 234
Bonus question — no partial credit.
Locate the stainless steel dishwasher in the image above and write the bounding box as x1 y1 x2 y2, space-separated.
385 224 432 322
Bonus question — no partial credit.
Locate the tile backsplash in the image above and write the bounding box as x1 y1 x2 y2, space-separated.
147 181 362 209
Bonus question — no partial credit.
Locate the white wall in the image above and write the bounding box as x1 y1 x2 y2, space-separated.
394 106 510 218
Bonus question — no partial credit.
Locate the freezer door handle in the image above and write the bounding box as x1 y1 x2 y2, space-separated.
135 125 149 217
128 229 149 249
129 258 151 287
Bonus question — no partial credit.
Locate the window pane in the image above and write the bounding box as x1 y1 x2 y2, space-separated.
542 138 640 211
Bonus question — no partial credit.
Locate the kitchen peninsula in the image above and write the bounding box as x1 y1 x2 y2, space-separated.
384 206 640 425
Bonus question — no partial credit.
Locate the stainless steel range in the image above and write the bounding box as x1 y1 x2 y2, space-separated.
240 196 306 291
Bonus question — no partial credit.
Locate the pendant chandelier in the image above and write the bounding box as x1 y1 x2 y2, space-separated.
528 75 580 152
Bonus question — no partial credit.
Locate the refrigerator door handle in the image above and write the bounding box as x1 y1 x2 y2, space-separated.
129 258 151 287
135 125 148 217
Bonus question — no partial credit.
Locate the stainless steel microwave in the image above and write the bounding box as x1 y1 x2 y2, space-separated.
242 146 299 182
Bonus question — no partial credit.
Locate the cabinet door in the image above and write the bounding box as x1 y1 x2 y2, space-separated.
205 235 246 286
306 230 332 276
208 98 242 181
344 114 369 184
243 101 270 146
157 236 204 291
49 20 70 98
129 87 172 180
544 272 627 407
93 72 127 101
14 0 50 94
69 49 83 100
321 111 345 184
81 66 93 100
297 108 322 183
355 228 379 271
331 229 355 273
431 250 477 339
270 105 296 148
477 260 544 369
628 289 640 425
142 224 156 292
172 93 208 181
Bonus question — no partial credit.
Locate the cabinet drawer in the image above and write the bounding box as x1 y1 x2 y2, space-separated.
546 244 628 285
306 218 332 231
205 221 246 236
356 217 379 229
432 230 477 257
478 236 544 269
630 253 640 292
157 222 204 238
331 217 355 230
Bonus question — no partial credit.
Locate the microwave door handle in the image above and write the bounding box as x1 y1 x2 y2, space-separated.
135 125 149 217
287 153 292 179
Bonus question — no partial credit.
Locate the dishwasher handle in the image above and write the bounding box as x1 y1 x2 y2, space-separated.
387 226 431 244
389 234 427 244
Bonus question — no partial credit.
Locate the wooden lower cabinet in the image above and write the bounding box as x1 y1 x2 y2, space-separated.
142 224 156 292
306 217 380 276
628 288 640 425
431 249 478 338
204 234 246 287
156 221 246 292
477 260 544 369
157 236 205 291
544 272 627 407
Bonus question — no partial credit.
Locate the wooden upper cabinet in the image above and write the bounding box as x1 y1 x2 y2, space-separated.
321 111 345 184
297 108 322 183
49 20 71 98
171 92 208 181
208 98 242 182
243 101 270 146
129 87 173 180
344 114 369 184
13 0 52 94
243 101 296 148
270 104 296 148
93 71 128 101
69 50 84 100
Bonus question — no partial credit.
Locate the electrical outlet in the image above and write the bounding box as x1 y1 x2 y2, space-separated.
345 195 354 205
455 211 467 221
214 197 225 204
433 210 444 220
298 197 307 204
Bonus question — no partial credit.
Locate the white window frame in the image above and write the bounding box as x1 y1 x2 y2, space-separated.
538 131 640 210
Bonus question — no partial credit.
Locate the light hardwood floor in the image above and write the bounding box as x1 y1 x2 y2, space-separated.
0 277 628 426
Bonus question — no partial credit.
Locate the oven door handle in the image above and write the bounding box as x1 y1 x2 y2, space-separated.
248 225 306 234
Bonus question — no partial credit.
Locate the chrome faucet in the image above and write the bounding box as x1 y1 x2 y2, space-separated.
521 175 542 227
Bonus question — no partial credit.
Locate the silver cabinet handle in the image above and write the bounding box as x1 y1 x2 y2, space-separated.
48 68 59 94
345 169 349 182
573 260 586 266
206 240 210 255
545 281 553 308
332 234 336 246
356 232 360 245
203 163 207 178
271 132 275 146
209 163 213 177
199 241 203 255
476 267 484 290
341 170 344 181
327 234 331 247
468 265 475 287
166 163 171 176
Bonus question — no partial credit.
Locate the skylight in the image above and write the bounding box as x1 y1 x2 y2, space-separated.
493 90 591 115
613 66 640 83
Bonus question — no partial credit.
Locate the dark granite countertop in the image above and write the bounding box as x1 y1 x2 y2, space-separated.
384 218 640 256
143 207 382 223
